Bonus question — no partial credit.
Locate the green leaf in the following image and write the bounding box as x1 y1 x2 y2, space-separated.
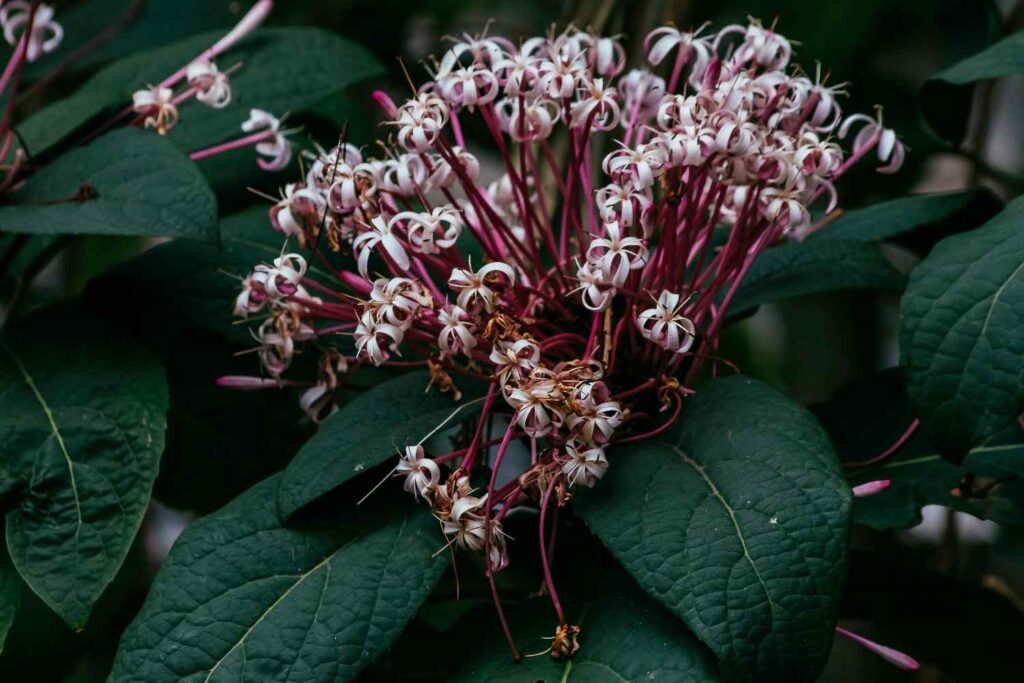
0 128 216 239
576 377 851 683
278 371 486 518
811 190 1000 250
901 196 1024 456
0 557 18 654
86 207 344 345
21 0 238 79
0 306 168 628
18 28 383 156
729 239 904 317
108 475 446 683
819 369 1024 528
453 594 719 682
922 29 1024 143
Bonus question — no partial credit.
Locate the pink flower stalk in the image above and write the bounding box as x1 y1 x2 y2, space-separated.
0 1 61 63
190 109 294 170
836 626 921 671
225 20 904 652
158 0 273 90
852 480 891 498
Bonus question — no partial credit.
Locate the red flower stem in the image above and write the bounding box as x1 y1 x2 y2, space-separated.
482 421 521 660
0 1 38 135
615 392 683 444
494 487 523 522
459 383 499 472
842 418 920 469
488 569 521 662
190 129 275 161
538 472 566 624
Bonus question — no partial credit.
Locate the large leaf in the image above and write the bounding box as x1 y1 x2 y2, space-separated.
576 377 851 682
19 28 382 156
811 189 1000 251
0 128 216 239
108 475 445 683
278 371 487 518
0 307 167 628
921 29 1024 144
729 238 904 317
452 594 719 682
901 196 1024 456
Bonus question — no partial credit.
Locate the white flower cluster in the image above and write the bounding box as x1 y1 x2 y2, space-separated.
230 22 905 556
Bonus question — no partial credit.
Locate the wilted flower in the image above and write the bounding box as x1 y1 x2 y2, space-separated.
132 86 178 135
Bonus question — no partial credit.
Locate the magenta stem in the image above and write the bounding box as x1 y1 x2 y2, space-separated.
842 418 920 469
539 472 566 624
190 129 274 161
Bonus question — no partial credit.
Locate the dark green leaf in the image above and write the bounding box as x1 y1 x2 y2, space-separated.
818 369 1024 528
19 28 382 156
453 594 719 682
576 377 850 682
921 29 1024 143
108 476 445 683
849 425 1024 529
729 239 904 317
21 0 237 79
901 196 1024 456
0 128 216 239
0 306 167 628
811 189 1000 250
278 371 486 518
0 557 17 653
87 207 329 345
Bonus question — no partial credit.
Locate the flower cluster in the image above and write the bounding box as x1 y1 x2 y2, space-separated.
226 19 904 658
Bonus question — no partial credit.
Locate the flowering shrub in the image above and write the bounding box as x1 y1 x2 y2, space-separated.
0 1 1023 682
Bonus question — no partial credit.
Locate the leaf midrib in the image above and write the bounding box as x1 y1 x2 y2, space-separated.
667 443 777 613
1 342 83 533
201 535 361 682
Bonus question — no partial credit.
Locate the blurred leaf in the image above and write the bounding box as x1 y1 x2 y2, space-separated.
0 306 167 628
278 371 486 518
729 239 904 317
22 0 238 78
0 556 17 653
817 369 1024 528
901 196 1024 456
452 594 719 682
19 28 382 157
811 189 1001 253
109 475 445 683
0 128 216 239
87 207 328 345
922 28 1024 143
843 550 1024 680
576 377 850 683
